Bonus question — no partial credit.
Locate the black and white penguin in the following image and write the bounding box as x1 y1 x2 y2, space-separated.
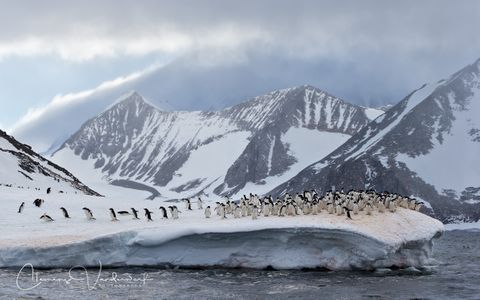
60 207 70 218
144 208 153 221
82 207 96 220
204 206 211 218
183 199 192 211
117 210 131 216
131 208 140 219
278 205 287 217
40 213 54 222
46 187 51 194
18 202 25 213
343 207 353 220
159 206 169 219
33 198 44 207
197 197 203 210
109 208 119 221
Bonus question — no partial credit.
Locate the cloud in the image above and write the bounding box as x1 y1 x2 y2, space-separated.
0 0 479 63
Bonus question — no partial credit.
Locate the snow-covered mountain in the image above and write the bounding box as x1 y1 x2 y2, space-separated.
0 129 100 195
271 58 480 222
52 85 383 199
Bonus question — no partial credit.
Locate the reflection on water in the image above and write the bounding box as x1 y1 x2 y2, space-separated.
1 230 479 300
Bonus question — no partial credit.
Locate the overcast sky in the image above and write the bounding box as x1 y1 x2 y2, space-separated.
1 0 480 131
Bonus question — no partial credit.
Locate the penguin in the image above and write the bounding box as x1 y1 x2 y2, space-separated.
60 207 70 219
109 208 119 221
46 187 51 194
251 205 258 220
144 208 153 221
17 202 25 213
82 207 96 220
159 206 169 219
40 213 54 222
278 205 287 217
343 207 353 220
131 208 140 219
168 206 180 219
33 198 44 207
197 197 203 210
117 211 131 216
183 199 192 211
204 206 211 218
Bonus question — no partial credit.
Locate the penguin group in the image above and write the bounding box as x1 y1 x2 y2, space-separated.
204 190 424 220
17 197 183 223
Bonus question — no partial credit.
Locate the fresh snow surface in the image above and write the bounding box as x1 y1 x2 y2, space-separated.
231 128 351 198
0 187 443 270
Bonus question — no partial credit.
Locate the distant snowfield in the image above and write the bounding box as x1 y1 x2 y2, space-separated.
397 83 480 195
53 127 352 200
0 186 443 270
231 128 350 198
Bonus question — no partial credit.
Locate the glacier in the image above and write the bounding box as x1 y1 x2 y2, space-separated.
0 186 444 270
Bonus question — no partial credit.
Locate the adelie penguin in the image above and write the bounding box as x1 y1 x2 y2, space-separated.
46 187 51 194
183 199 192 211
131 208 140 219
144 208 153 221
159 206 168 219
40 213 54 222
117 210 131 216
33 198 44 207
82 207 96 220
204 206 211 218
109 208 119 221
17 202 25 213
60 207 70 219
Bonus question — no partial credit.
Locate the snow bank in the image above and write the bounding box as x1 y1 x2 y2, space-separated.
0 189 444 270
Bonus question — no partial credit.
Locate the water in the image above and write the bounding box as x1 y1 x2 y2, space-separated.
1 230 479 300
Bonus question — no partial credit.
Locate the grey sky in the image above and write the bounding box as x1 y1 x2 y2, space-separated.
1 0 480 135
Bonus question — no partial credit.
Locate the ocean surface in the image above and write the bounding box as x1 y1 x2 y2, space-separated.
0 229 479 300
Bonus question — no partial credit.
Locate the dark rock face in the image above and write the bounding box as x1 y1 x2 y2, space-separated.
270 59 480 223
56 86 375 197
0 129 100 196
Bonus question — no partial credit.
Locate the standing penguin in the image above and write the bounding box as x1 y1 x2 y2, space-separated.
60 207 70 219
159 206 169 219
144 208 153 221
18 202 25 213
183 199 192 211
173 206 180 219
82 207 96 220
197 197 203 210
251 205 258 220
109 208 119 221
46 187 51 194
204 206 211 218
344 207 353 220
131 208 140 219
40 213 54 222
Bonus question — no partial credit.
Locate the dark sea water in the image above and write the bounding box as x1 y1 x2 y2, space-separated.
1 229 479 300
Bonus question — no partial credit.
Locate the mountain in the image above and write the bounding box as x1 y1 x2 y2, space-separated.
10 53 396 154
52 85 383 199
0 129 100 195
270 59 480 223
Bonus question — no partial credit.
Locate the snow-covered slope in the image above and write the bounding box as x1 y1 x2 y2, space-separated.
0 188 443 270
53 85 382 199
271 58 480 223
0 130 100 195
